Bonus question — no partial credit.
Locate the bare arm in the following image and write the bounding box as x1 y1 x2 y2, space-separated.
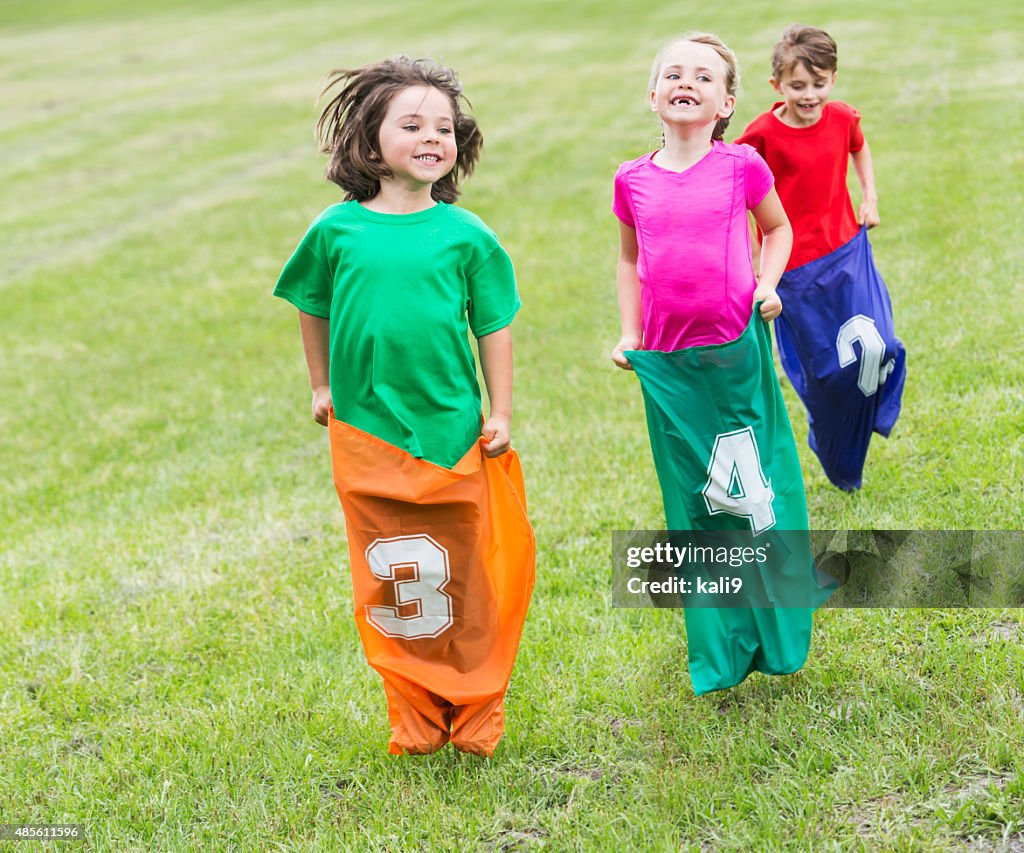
748 213 763 280
298 310 332 426
750 187 793 321
851 140 880 228
612 220 642 370
478 325 513 457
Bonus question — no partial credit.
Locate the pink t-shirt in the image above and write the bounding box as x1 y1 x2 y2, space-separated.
613 141 774 350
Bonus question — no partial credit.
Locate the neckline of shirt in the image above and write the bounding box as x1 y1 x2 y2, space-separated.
348 200 448 224
645 139 721 175
766 101 832 134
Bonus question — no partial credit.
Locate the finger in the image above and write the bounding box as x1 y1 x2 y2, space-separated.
612 352 633 368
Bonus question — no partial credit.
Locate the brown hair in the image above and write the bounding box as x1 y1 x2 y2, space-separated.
315 56 482 204
648 32 740 142
771 25 838 79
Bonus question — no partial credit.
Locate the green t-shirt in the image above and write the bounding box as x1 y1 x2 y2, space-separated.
274 201 520 468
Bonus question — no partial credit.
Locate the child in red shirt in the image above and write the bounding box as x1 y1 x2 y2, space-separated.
736 24 878 269
735 25 904 491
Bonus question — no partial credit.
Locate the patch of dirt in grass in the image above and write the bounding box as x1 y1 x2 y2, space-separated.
554 765 606 781
827 699 869 722
23 680 45 700
843 791 907 837
972 621 1022 645
714 695 750 721
609 716 642 738
487 827 546 852
1012 690 1024 716
320 776 359 800
60 735 103 759
940 774 1013 802
958 835 1024 852
842 773 1018 841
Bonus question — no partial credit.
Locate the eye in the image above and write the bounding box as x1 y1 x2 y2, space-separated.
697 74 711 82
666 73 680 80
402 124 419 132
438 127 452 135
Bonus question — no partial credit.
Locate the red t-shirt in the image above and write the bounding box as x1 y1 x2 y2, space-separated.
736 100 864 270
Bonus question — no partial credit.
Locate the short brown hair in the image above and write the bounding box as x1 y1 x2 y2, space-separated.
315 56 482 204
649 32 740 142
771 25 838 79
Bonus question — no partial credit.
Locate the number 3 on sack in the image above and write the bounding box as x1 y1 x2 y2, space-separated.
364 535 454 639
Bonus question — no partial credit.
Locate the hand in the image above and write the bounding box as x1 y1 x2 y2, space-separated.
311 385 332 427
611 335 641 370
480 414 511 457
753 285 782 321
859 199 880 229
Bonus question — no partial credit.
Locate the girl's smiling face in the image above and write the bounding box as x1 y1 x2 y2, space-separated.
650 40 735 131
771 62 837 127
376 85 458 192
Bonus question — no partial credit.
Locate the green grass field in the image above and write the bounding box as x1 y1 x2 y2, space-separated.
2 1 1023 849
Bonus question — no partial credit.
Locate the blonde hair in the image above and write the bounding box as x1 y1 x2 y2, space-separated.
648 32 740 141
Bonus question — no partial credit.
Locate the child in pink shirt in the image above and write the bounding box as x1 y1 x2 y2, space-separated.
611 32 792 361
610 35 812 697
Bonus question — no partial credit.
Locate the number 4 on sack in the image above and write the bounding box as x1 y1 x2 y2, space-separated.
702 427 777 535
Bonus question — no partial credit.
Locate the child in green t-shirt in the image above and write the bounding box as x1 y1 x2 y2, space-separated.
274 57 534 758
275 56 521 467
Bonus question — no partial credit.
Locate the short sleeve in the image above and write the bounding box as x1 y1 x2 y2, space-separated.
733 123 763 155
467 242 521 337
848 105 865 153
273 225 332 318
742 146 774 210
612 163 635 226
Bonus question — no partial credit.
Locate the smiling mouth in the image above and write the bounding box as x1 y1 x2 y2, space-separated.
671 95 698 106
415 154 441 163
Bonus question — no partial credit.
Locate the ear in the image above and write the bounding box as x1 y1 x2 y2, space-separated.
769 77 783 94
718 94 736 120
649 88 658 112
